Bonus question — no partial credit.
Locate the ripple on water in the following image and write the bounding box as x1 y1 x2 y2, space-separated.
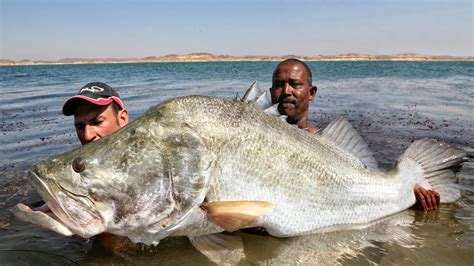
0 61 473 265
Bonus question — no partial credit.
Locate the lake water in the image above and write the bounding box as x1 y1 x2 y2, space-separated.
0 61 473 265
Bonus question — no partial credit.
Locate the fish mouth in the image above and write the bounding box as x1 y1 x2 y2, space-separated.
28 170 106 238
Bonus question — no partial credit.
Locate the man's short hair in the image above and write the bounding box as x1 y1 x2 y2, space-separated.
109 101 122 114
275 58 313 85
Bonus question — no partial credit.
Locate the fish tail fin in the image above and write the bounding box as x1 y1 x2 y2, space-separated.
396 139 466 203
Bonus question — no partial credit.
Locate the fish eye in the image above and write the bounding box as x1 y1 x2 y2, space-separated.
72 158 85 173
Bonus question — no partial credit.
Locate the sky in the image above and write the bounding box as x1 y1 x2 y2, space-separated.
0 0 472 61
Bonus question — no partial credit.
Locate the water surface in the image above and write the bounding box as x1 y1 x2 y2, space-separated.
0 61 473 265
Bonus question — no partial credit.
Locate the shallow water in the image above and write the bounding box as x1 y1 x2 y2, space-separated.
0 61 473 265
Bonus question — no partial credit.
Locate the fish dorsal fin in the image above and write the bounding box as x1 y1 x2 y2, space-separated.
241 81 288 123
234 93 241 102
263 103 281 117
255 89 273 110
321 116 378 169
201 201 273 232
189 234 245 265
242 81 261 102
242 81 274 110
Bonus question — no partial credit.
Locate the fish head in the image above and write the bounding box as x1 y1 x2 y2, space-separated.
28 142 115 238
27 105 213 240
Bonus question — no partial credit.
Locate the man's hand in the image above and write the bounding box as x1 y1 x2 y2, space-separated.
413 185 440 211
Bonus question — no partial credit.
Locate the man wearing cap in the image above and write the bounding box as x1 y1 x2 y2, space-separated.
31 81 128 212
62 81 129 145
30 82 133 253
65 82 132 252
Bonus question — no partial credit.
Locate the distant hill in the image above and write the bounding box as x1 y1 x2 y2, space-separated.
1 53 472 66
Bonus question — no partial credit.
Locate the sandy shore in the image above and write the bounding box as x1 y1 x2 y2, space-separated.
1 52 473 66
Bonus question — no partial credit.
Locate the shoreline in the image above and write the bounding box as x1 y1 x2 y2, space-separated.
1 53 473 66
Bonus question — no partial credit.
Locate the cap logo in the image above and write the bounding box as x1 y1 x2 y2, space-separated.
80 86 105 94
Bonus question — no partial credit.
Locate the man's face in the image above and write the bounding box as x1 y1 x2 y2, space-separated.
270 62 316 125
73 101 128 145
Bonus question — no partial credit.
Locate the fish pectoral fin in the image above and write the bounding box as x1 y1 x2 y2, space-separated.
11 203 73 236
189 233 245 265
201 201 273 232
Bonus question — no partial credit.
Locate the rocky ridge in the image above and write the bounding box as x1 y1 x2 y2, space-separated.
1 52 472 66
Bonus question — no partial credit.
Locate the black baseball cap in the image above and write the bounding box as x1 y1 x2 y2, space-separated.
62 82 125 116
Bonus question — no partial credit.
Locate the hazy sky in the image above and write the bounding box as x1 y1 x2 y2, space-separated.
1 0 472 60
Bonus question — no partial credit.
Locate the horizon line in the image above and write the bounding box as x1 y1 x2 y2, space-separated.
1 52 473 66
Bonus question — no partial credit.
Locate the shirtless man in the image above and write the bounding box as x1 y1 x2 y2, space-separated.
270 58 440 211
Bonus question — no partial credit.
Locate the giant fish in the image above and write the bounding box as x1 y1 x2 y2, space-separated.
12 83 466 261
